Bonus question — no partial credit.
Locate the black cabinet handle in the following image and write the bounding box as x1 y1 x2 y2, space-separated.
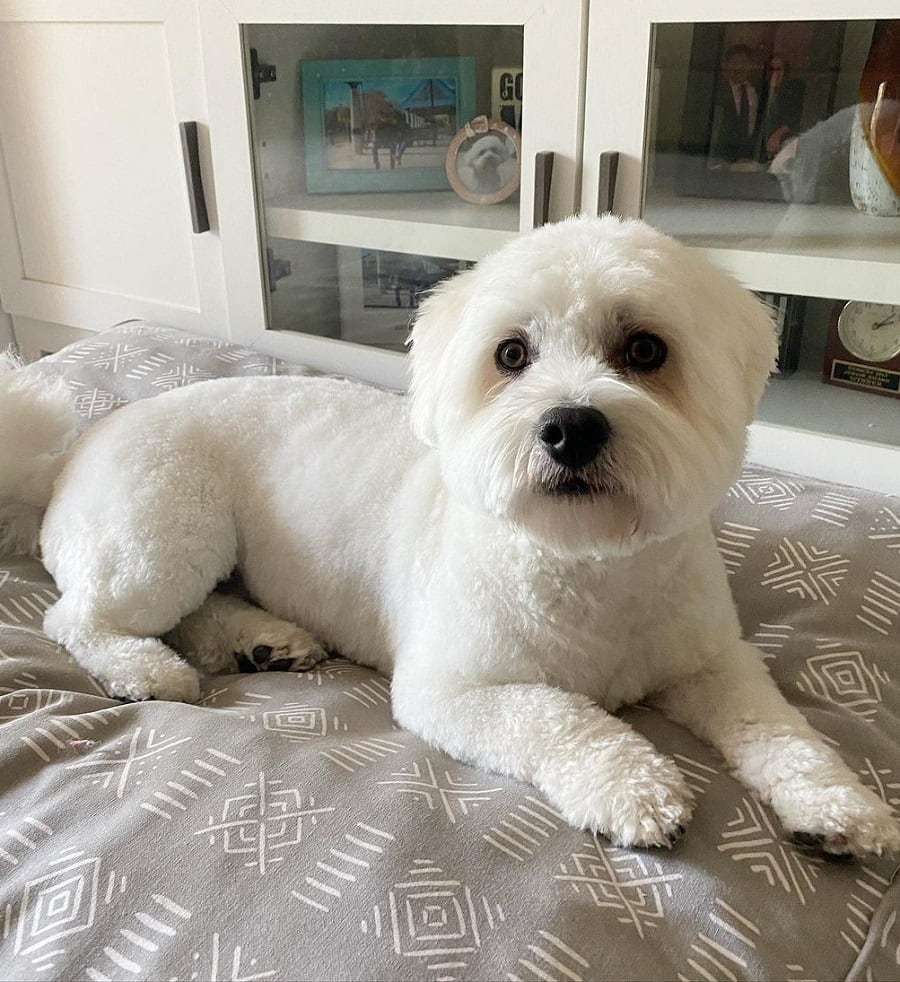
598 151 620 216
179 121 210 234
532 151 555 228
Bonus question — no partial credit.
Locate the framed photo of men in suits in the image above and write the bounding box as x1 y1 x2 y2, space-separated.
674 21 846 202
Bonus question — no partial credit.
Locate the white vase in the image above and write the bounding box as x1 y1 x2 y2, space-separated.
849 93 900 217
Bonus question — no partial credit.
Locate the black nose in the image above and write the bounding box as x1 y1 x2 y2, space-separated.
538 406 611 469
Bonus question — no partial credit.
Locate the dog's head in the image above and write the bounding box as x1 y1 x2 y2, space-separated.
408 215 777 557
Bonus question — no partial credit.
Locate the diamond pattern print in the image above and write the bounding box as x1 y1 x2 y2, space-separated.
761 538 849 605
728 474 803 510
0 328 896 981
555 840 683 939
796 641 889 720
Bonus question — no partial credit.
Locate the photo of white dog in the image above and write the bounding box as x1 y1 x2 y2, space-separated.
2 214 897 856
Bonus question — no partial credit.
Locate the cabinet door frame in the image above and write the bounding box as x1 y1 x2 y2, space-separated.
580 0 900 494
201 0 587 389
0 0 227 336
580 0 900 305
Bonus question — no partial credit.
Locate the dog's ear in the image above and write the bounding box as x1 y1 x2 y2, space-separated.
407 269 473 447
731 290 780 423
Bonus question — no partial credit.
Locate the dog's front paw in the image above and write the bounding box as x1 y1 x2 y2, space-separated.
235 625 327 674
553 750 694 849
780 782 900 858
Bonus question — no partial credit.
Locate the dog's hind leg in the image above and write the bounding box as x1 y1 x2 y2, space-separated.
166 591 327 676
42 477 240 704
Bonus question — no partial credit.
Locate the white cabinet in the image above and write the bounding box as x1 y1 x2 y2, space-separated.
1 0 897 490
0 1 227 340
582 0 900 493
201 0 586 390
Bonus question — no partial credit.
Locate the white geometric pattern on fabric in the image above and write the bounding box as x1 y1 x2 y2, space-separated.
0 323 897 980
796 642 889 720
717 797 822 905
291 823 395 915
378 758 506 823
482 796 564 862
868 505 900 552
261 704 350 742
555 840 683 939
360 858 506 978
715 522 760 576
811 490 860 528
856 570 900 636
728 474 803 510
198 774 335 876
507 929 592 982
860 758 900 810
761 538 849 604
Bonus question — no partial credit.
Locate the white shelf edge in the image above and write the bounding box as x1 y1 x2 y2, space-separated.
747 421 899 496
689 248 900 306
265 207 516 261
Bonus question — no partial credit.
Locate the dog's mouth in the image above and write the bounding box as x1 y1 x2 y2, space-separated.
535 474 611 498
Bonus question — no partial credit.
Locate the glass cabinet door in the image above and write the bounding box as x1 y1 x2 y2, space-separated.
581 1 900 491
202 2 585 388
582 3 900 306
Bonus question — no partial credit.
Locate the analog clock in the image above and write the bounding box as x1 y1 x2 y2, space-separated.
823 300 900 399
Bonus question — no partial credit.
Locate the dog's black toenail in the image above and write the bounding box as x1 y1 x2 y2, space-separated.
252 645 273 663
236 653 258 673
791 831 825 851
267 658 293 672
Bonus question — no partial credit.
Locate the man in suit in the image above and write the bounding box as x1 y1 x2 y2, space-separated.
756 56 805 161
709 44 759 164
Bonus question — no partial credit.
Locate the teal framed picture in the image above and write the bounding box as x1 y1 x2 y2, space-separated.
301 57 476 194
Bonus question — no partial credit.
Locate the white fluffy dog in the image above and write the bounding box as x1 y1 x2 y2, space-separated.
2 215 897 856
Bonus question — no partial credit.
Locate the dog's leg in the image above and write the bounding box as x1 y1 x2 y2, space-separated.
43 598 203 703
650 642 900 857
42 472 240 703
166 592 327 675
392 671 693 847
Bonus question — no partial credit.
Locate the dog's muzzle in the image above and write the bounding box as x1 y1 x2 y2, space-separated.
538 406 611 471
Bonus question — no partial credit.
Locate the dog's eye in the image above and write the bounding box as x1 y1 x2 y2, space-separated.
625 332 667 372
496 339 530 373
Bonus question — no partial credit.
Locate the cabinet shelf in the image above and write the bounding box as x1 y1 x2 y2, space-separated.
759 368 899 450
644 190 900 304
265 190 519 260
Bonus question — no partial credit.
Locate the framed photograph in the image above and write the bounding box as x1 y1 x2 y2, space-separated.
337 247 473 350
675 21 847 202
445 116 521 205
491 67 522 130
301 57 476 194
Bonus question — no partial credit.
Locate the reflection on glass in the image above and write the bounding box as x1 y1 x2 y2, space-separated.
644 20 900 236
245 23 523 345
265 239 473 351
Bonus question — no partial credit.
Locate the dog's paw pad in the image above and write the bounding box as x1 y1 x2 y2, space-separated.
791 830 826 851
790 829 855 861
236 632 327 673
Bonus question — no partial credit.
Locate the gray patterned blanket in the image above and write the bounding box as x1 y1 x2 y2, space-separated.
0 323 897 981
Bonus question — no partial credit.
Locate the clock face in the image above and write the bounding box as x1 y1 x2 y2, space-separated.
837 301 900 363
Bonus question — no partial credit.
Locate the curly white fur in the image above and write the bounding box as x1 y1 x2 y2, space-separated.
0 352 79 555
1 215 897 855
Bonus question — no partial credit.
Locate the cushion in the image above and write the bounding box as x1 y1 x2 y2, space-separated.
1 322 897 980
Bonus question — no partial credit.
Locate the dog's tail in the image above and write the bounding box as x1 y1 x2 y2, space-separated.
0 351 79 555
